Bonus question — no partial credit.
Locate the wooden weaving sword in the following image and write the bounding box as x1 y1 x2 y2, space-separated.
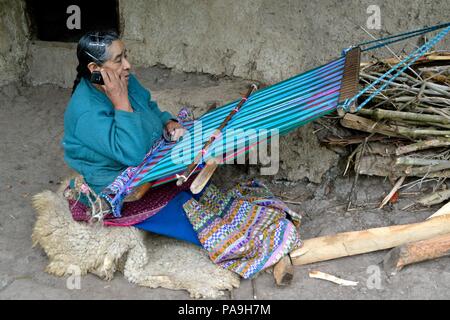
176 83 258 190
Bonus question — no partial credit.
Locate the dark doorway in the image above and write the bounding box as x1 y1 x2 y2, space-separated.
25 0 120 42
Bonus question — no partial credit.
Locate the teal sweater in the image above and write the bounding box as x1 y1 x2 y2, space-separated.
62 75 174 194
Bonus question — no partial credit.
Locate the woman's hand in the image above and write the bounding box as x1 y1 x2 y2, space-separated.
100 68 132 112
165 120 187 141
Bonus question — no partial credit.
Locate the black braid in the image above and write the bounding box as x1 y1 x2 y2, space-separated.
72 64 86 95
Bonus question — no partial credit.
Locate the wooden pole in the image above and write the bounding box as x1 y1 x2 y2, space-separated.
383 233 450 275
290 215 450 266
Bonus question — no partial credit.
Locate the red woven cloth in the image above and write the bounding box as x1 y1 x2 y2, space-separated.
67 181 192 226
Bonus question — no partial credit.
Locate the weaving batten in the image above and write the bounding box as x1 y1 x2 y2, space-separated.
176 84 258 186
337 47 361 116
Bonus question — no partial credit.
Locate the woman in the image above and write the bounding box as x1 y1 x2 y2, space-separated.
62 30 201 246
63 31 301 279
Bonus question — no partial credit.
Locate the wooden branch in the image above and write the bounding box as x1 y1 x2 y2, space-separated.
273 255 294 286
359 52 450 67
357 108 450 125
395 157 450 167
379 176 405 209
383 233 450 275
417 189 450 207
309 270 358 286
393 96 450 106
406 162 450 176
341 113 450 138
356 154 450 178
290 214 450 266
396 138 450 155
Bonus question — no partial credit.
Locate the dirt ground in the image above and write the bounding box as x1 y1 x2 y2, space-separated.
1 66 450 300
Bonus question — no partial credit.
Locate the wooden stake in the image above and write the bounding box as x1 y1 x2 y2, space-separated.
383 233 450 275
273 255 294 286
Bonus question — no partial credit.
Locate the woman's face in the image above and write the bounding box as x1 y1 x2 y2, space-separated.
94 40 131 82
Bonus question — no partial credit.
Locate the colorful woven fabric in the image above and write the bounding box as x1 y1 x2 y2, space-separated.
100 108 195 217
66 180 192 226
182 181 302 279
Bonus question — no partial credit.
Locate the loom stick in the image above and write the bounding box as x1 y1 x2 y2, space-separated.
190 157 221 194
290 214 450 266
176 84 258 186
123 183 152 202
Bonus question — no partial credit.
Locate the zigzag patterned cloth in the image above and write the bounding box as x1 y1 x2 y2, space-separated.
183 181 302 279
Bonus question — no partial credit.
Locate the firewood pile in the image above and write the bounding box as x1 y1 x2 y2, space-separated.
320 52 450 208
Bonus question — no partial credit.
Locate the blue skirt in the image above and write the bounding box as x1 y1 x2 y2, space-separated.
134 191 202 247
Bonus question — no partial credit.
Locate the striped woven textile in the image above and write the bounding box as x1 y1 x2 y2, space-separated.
100 108 199 217
182 181 302 279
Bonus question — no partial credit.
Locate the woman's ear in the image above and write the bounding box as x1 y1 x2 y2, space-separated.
87 62 101 73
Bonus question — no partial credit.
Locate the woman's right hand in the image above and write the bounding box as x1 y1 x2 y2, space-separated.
100 68 132 112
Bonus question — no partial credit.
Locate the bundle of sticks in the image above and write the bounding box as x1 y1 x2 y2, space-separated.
273 53 450 283
325 51 450 208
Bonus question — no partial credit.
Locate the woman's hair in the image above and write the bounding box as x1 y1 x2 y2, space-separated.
72 30 120 95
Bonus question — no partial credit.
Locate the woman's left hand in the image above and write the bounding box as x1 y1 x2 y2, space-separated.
165 120 187 141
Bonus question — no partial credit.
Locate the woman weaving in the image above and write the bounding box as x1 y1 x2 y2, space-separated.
62 31 301 279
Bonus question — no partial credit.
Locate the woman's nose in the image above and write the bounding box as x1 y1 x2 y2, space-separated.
123 57 131 70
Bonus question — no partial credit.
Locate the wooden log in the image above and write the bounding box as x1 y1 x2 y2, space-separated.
383 233 450 275
356 153 450 178
273 255 294 286
290 214 450 266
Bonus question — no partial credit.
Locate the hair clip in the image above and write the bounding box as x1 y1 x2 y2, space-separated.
84 51 101 63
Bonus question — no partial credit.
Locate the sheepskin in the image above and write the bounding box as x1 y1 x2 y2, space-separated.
31 184 240 299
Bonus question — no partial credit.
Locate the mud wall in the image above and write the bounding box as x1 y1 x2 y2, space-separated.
121 0 450 84
0 0 28 86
